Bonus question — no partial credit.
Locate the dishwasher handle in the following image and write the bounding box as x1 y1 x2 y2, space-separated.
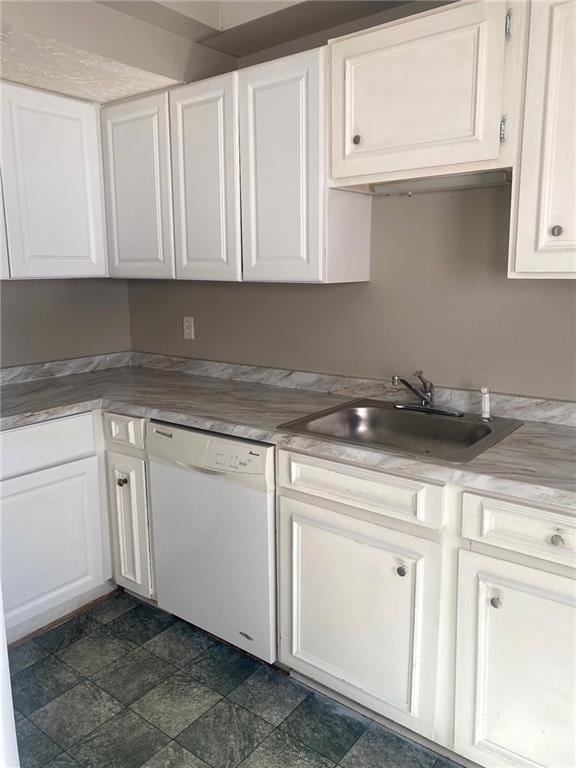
153 427 174 439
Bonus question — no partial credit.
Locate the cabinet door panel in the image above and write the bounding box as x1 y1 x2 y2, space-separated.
0 171 9 279
0 458 105 631
331 1 507 178
512 0 576 276
1 84 107 278
455 551 576 767
102 93 174 278
171 74 241 281
240 49 324 282
107 451 152 598
279 497 441 736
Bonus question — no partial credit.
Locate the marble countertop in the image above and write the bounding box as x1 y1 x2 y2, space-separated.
1 366 575 510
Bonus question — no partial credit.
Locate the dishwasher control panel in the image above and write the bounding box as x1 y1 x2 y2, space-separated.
204 440 265 474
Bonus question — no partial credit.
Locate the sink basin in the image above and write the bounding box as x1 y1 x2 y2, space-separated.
279 399 522 463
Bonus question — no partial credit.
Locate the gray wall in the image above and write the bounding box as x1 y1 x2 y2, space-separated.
0 279 131 367
128 187 576 401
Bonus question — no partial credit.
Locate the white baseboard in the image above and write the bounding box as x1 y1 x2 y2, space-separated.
6 580 116 645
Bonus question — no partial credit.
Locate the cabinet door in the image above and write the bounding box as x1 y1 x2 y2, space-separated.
279 496 441 736
0 171 9 279
511 0 576 277
107 451 153 598
102 93 174 279
170 74 241 281
331 1 507 179
455 551 576 768
0 457 106 633
0 84 107 278
240 49 325 282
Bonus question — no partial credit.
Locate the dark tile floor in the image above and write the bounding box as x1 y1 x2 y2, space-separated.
9 591 460 768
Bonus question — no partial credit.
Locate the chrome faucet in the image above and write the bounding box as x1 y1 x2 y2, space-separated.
392 370 434 407
391 370 464 418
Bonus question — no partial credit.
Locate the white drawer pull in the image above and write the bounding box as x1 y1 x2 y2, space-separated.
550 533 565 547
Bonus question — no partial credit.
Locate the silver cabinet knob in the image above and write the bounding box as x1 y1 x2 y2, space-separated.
352 134 361 145
396 565 408 577
550 225 564 237
490 596 503 609
551 533 565 547
117 478 128 487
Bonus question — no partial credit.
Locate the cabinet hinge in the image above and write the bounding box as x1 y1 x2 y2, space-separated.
505 9 512 40
499 116 507 144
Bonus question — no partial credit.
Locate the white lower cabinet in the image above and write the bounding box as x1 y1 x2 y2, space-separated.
106 450 153 599
455 550 576 768
0 457 106 635
279 496 442 736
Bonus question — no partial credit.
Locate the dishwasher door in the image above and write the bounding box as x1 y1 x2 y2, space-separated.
149 458 276 663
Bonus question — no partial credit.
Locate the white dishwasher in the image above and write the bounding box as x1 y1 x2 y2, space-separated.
147 421 276 663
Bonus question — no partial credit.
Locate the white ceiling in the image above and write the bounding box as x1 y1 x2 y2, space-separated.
156 1 304 31
0 27 179 103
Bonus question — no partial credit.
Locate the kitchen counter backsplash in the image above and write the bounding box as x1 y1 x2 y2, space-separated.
2 351 575 427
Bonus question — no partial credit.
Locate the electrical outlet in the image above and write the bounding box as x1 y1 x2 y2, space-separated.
183 316 195 340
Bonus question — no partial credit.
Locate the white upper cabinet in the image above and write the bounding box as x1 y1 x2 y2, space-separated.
455 551 576 768
239 48 371 282
102 93 175 279
509 0 576 278
330 0 509 181
170 73 242 281
239 49 324 282
0 172 9 279
0 84 107 278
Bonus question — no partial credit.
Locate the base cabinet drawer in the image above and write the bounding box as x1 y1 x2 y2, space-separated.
455 551 576 768
279 451 445 528
103 412 145 450
461 491 576 566
0 413 95 480
0 457 106 633
107 451 153 598
278 496 441 737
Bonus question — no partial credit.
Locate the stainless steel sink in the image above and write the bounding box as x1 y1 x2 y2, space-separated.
279 399 522 463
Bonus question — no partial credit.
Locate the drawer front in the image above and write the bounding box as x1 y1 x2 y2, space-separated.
103 412 145 449
0 413 95 480
279 451 444 528
461 492 576 567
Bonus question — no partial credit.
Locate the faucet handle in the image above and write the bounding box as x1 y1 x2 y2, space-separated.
414 370 433 392
391 375 400 386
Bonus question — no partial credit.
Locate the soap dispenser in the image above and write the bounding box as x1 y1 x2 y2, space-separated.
480 386 493 421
